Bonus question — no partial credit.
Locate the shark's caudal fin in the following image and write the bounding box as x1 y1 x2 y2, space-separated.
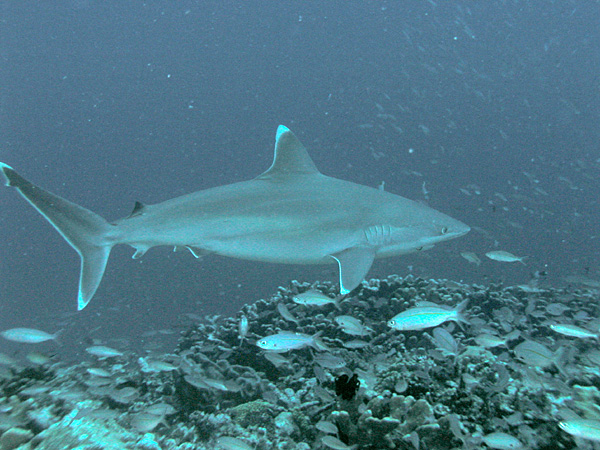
1 163 113 310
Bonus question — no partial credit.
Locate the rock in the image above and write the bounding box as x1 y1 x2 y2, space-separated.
0 427 34 450
274 412 296 436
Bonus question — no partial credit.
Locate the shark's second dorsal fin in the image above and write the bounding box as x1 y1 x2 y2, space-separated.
257 125 320 180
127 201 145 218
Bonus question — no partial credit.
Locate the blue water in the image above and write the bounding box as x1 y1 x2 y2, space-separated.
0 1 598 356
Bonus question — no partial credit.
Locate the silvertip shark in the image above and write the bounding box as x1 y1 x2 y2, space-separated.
0 125 469 310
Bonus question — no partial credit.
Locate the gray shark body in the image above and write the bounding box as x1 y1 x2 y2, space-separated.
1 126 469 310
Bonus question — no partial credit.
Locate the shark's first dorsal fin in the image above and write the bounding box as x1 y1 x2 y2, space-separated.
257 125 320 180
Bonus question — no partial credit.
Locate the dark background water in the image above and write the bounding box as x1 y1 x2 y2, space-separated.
1 1 598 356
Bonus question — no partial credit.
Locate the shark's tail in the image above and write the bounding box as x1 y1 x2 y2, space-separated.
1 163 114 310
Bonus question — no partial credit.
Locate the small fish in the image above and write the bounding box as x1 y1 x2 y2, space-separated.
559 418 600 442
460 251 482 266
130 411 163 433
432 328 458 354
87 368 111 377
313 353 346 369
263 352 290 368
216 436 253 450
314 384 335 403
293 290 340 309
485 250 527 264
474 333 507 348
85 345 124 358
550 324 598 339
238 314 249 342
0 328 59 344
109 386 139 404
256 331 327 353
139 358 177 373
201 377 241 392
343 339 370 349
277 302 300 323
481 432 523 449
334 315 372 336
316 420 338 435
513 340 562 369
25 351 51 365
388 301 468 331
145 403 176 416
545 303 570 316
321 435 357 450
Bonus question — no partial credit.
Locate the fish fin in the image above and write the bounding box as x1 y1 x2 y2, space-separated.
333 295 344 311
173 245 212 259
52 329 65 347
1 163 114 310
132 246 149 259
553 346 570 377
329 247 376 294
454 300 470 326
310 331 330 352
256 125 320 180
127 201 145 218
185 246 212 259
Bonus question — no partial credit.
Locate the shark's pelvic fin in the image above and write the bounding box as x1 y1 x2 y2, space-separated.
0 162 113 310
256 125 320 180
330 246 376 294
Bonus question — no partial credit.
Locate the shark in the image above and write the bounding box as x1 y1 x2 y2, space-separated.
0 126 469 310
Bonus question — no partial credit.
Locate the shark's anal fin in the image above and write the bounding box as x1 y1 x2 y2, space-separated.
329 247 376 294
1 162 113 310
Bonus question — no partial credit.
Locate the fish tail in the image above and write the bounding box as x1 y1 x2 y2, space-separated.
1 163 114 310
553 346 570 376
333 294 345 311
52 329 65 347
455 299 470 325
311 331 330 352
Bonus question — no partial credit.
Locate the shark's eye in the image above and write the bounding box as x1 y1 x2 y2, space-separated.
441 227 449 235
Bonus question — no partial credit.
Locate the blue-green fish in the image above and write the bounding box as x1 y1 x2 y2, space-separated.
256 331 327 353
0 328 59 344
293 289 341 309
388 301 468 331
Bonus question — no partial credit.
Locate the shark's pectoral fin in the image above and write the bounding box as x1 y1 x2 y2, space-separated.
329 247 376 294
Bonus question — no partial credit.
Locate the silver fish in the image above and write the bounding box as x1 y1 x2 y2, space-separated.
485 250 527 264
559 418 600 442
0 328 59 344
388 301 468 331
481 432 523 450
334 315 372 336
256 331 327 353
460 251 481 266
216 436 253 450
85 345 124 358
238 314 249 342
293 290 340 309
277 302 300 323
550 324 598 339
